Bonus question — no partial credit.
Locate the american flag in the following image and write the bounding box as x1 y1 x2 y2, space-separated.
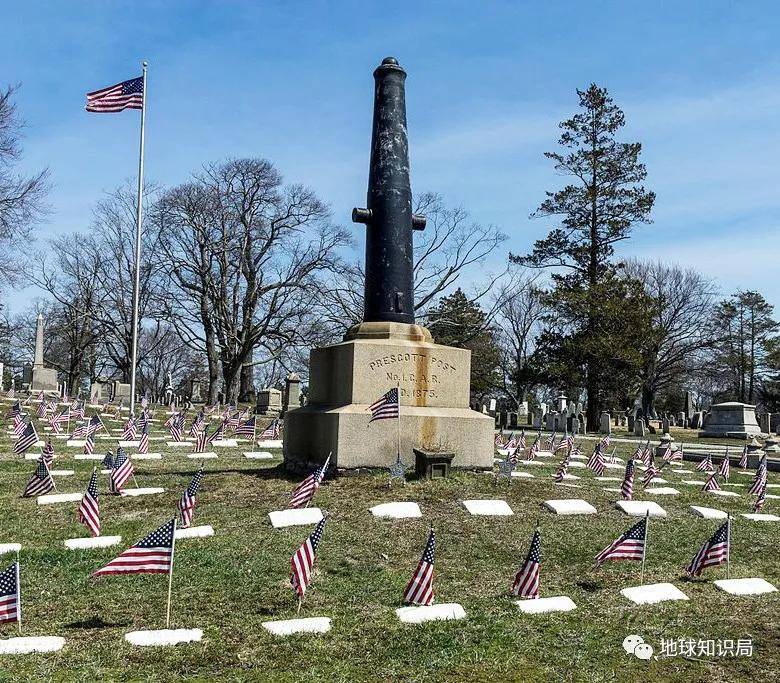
101 451 114 469
73 402 85 420
555 433 573 453
753 482 767 512
511 528 540 599
84 432 95 455
553 452 570 482
368 388 400 423
290 516 328 600
545 430 556 450
235 416 256 437
402 528 435 606
178 468 203 528
586 444 604 475
260 418 281 440
110 448 134 493
594 517 647 565
696 455 714 472
288 455 330 509
718 451 730 480
685 520 729 577
0 563 20 625
738 445 748 469
13 421 39 455
660 443 672 462
169 414 184 442
518 430 526 450
226 411 240 430
621 459 635 500
748 455 768 495
188 411 205 437
12 414 25 437
702 473 721 492
36 400 47 418
122 415 137 440
8 400 20 417
92 518 175 577
207 421 224 444
78 469 101 537
6 386 14 398
71 422 87 439
642 461 659 488
194 428 208 454
86 415 103 436
494 432 505 448
640 443 653 467
22 459 54 497
138 421 149 454
41 438 55 467
86 76 143 113
598 434 611 451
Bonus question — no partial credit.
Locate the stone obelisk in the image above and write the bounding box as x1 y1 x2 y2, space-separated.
30 313 58 391
283 57 493 470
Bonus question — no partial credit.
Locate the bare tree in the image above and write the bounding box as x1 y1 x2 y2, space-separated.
623 259 718 417
157 158 350 403
0 85 49 288
493 268 547 408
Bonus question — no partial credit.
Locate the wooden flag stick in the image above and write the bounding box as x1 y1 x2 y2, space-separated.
297 596 302 615
16 552 21 635
165 518 177 629
726 514 731 580
640 510 650 585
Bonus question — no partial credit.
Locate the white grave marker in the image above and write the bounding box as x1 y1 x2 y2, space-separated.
0 636 65 654
615 501 667 518
689 506 728 520
620 582 689 605
515 596 576 614
713 578 778 596
124 629 203 647
395 603 466 624
262 617 331 636
64 535 122 550
461 500 514 516
543 499 597 515
370 502 422 519
269 507 324 529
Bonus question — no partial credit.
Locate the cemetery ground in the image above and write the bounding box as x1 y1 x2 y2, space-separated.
0 424 778 681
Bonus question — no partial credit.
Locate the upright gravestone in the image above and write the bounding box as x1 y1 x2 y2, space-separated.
699 402 761 438
662 417 670 433
634 417 646 437
627 415 635 432
684 391 695 419
282 372 301 417
257 388 283 415
30 313 58 392
600 412 611 434
283 57 493 470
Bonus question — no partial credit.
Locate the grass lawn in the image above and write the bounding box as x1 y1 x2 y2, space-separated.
1 409 778 682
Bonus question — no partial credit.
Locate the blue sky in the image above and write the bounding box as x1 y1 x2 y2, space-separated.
5 1 780 311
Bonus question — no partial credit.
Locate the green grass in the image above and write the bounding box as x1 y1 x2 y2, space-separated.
1 411 778 682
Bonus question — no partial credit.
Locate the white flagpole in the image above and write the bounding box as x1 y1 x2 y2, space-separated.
726 514 731 580
15 555 21 635
166 518 177 629
640 510 650 584
129 61 148 418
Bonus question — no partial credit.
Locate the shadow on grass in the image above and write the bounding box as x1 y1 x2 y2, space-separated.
576 580 603 592
64 615 131 630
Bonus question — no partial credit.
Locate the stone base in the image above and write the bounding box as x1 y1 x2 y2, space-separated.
30 367 58 392
285 404 492 470
284 333 493 470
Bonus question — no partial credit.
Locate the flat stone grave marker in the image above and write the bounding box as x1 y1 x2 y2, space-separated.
258 439 283 449
740 513 779 522
596 476 620 482
603 463 625 470
120 487 165 497
262 617 331 636
461 500 513 516
370 502 422 519
124 629 203 647
708 490 740 498
131 453 162 460
690 506 728 520
269 507 324 529
646 477 668 484
515 596 577 614
37 492 82 506
713 578 778 596
187 452 217 459
534 450 554 458
74 454 103 461
167 442 193 448
553 473 580 481
603 487 622 493
520 460 547 467
644 487 680 496
766 484 780 489
767 494 780 500
49 470 74 476
0 636 66 654
615 501 667 518
395 603 466 624
210 439 238 448
118 440 140 448
175 525 214 540
66 440 86 447
543 499 597 515
244 451 273 459
681 480 706 486
671 469 692 474
567 461 586 469
511 471 535 479
64 535 122 550
0 543 21 556
621 582 689 605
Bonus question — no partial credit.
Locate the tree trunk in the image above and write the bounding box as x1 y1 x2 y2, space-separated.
239 363 255 402
641 383 656 420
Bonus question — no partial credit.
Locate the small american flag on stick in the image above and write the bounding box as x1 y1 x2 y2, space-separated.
13 422 38 456
594 517 647 566
86 76 143 113
0 563 20 625
511 527 541 599
92 518 175 577
291 516 328 601
368 387 399 422
178 468 203 528
78 469 101 537
288 455 330 509
22 459 54 497
403 528 436 606
621 459 635 500
685 520 729 577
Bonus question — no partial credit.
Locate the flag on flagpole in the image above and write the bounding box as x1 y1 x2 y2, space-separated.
92 518 175 577
702 473 721 492
402 528 435 606
696 454 714 472
738 445 748 469
260 418 281 440
594 518 647 565
717 452 730 480
290 516 328 600
368 388 400 423
748 455 768 495
511 528 541 598
621 459 635 500
110 448 134 494
685 521 729 577
0 563 20 625
753 482 767 511
86 76 144 113
235 416 256 437
78 469 101 537
178 468 203 528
